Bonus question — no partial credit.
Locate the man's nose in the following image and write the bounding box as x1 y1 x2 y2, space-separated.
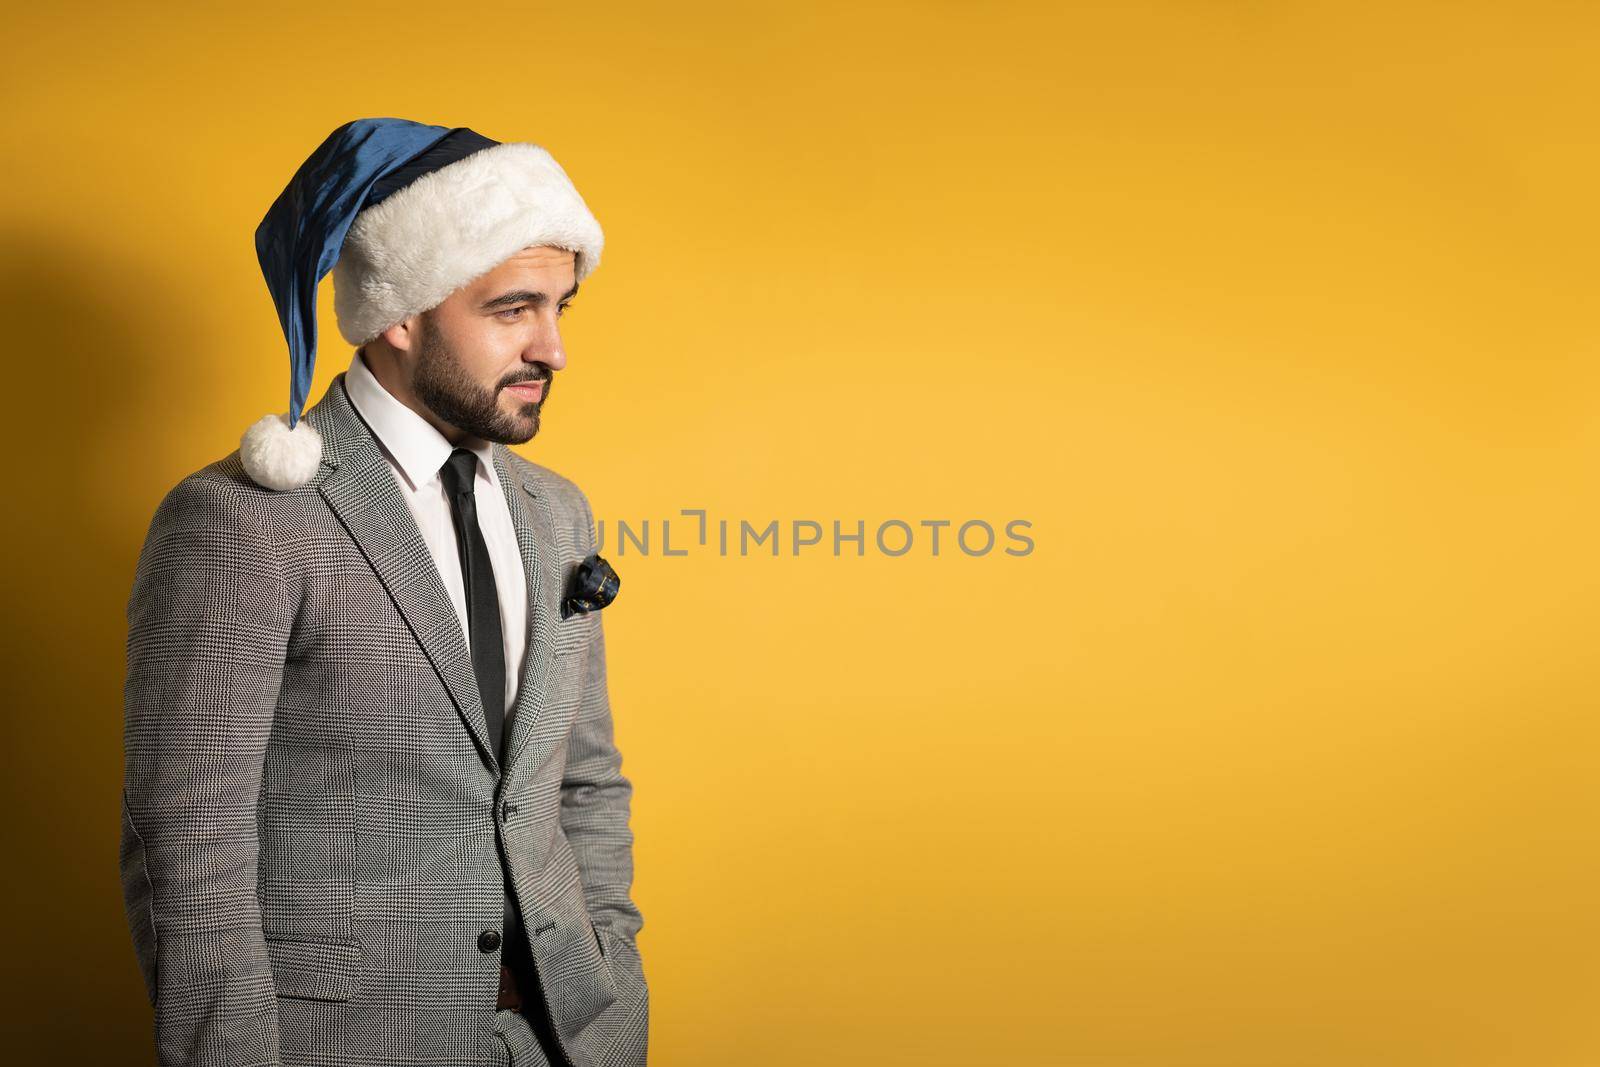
527 337 566 372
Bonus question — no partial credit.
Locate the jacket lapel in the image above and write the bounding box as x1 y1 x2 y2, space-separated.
493 444 557 776
306 373 499 770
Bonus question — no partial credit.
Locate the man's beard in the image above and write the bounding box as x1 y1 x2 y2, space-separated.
411 319 550 445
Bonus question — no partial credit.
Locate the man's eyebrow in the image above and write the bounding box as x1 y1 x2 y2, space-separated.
478 281 581 311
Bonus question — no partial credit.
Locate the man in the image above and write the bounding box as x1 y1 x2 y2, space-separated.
119 119 646 1067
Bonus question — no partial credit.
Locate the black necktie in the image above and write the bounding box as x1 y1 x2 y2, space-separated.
440 448 529 984
439 448 507 761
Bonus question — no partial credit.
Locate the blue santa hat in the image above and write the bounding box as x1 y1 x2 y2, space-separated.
241 117 604 490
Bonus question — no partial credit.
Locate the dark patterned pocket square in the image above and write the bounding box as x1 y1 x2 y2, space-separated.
561 553 620 620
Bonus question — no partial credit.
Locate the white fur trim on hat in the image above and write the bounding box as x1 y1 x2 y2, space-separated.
331 142 603 346
240 412 323 490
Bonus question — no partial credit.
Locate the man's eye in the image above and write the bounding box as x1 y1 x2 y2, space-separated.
496 306 526 320
557 303 571 317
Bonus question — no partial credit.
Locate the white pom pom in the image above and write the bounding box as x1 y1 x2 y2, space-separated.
240 412 323 490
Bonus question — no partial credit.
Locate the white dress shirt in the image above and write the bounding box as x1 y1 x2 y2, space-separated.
344 348 528 716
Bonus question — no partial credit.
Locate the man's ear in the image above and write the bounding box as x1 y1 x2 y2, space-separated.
377 314 421 354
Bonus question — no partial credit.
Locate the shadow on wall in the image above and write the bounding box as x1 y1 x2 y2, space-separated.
0 225 219 1061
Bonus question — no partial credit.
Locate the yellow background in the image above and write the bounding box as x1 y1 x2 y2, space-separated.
3 2 1597 1064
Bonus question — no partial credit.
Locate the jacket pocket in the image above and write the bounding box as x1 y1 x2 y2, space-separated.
552 608 599 659
537 911 619 1042
264 937 361 1002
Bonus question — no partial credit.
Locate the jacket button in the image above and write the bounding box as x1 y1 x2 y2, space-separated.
478 929 501 953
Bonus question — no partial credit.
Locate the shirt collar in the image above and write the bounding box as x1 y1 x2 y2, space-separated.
344 348 500 494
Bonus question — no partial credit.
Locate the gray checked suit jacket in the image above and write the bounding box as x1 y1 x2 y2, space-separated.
119 371 647 1067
